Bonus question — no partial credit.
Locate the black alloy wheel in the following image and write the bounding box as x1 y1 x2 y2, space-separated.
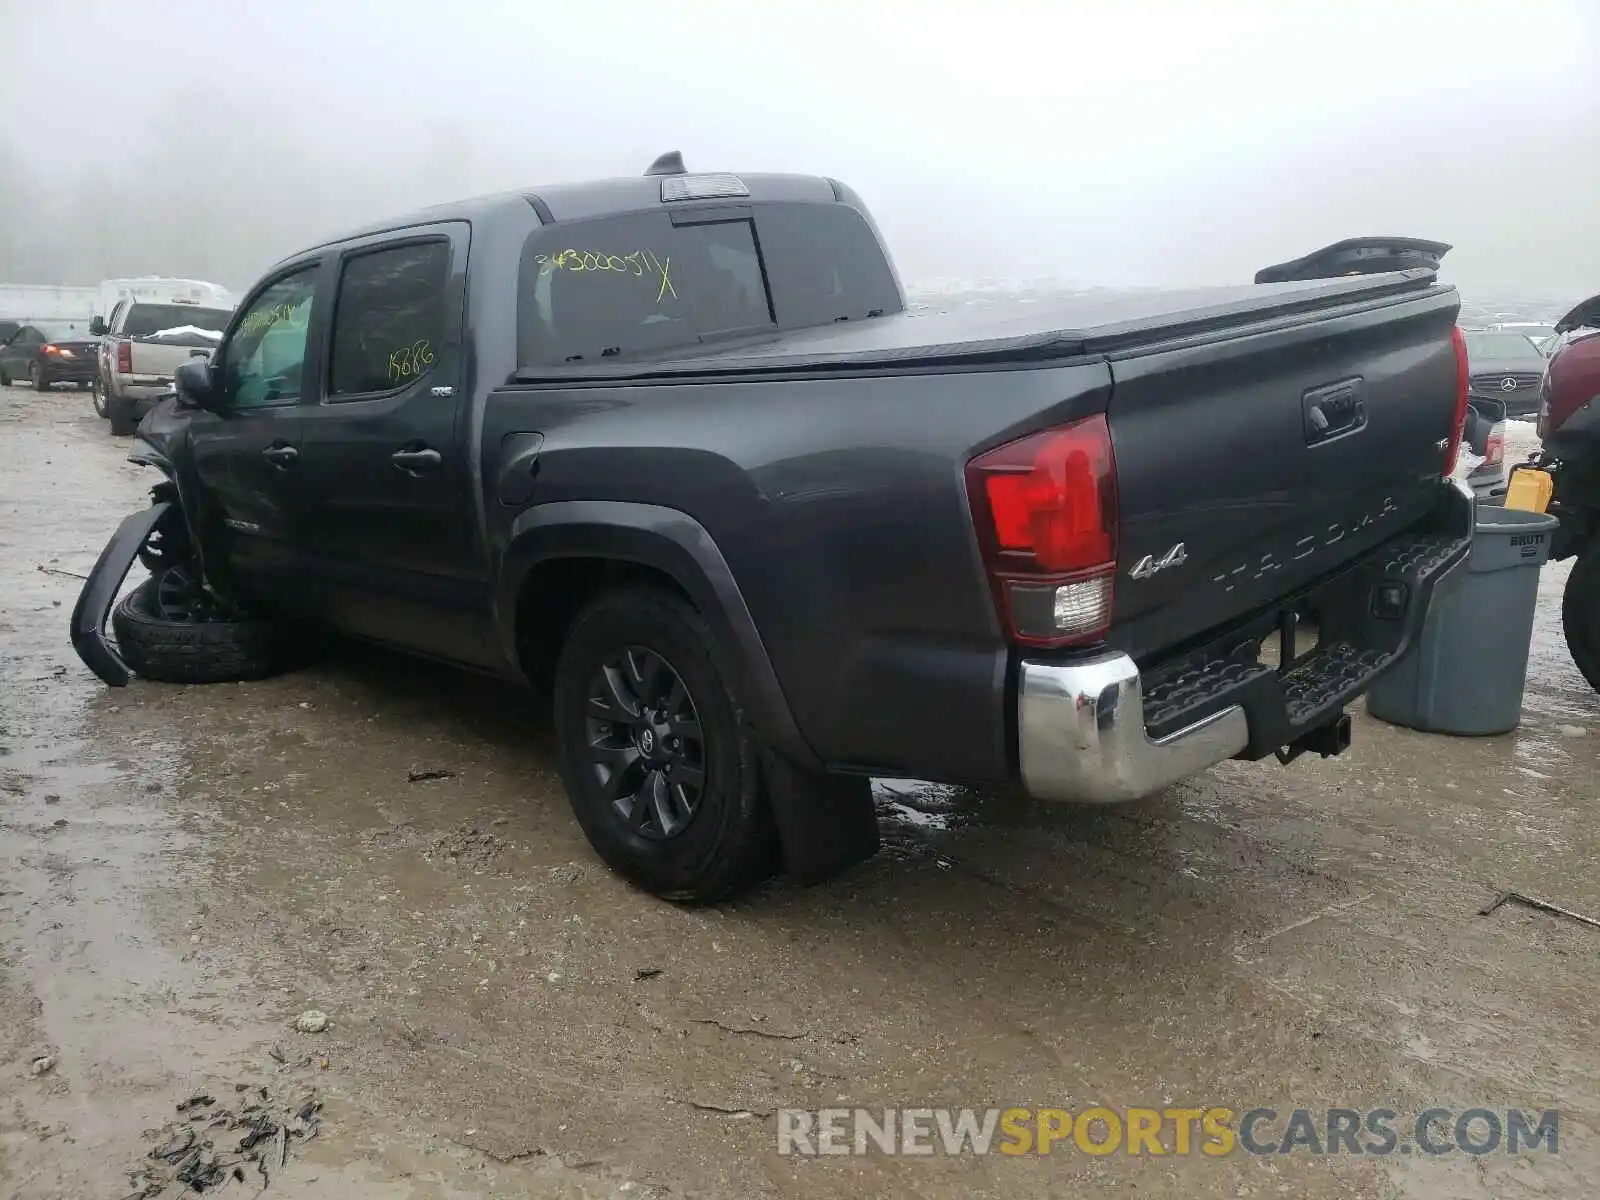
552 586 778 902
585 645 707 840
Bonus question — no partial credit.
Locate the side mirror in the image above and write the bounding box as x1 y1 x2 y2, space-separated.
89 315 107 336
175 358 220 412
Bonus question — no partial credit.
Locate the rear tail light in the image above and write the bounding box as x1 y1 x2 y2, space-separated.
42 343 60 356
1444 325 1470 476
1485 421 1505 469
966 414 1118 647
117 341 132 373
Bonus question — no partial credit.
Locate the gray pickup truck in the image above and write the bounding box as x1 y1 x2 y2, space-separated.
92 299 233 434
71 154 1476 902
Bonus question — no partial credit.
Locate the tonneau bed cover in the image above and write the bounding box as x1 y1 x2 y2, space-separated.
514 269 1445 382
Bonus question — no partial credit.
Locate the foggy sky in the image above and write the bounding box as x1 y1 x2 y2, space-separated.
2 0 1596 302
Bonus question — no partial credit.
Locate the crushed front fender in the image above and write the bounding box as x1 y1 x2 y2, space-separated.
69 501 171 686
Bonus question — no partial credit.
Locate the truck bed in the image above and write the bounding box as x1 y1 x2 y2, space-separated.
489 264 1465 784
514 270 1442 380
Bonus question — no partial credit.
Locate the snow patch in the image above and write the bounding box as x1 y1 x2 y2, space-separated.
149 325 223 340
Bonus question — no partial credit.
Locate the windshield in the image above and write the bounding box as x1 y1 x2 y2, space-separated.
123 304 232 337
1464 332 1546 363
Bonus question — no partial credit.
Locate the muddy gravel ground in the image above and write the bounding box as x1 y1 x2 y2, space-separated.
2 388 1598 1199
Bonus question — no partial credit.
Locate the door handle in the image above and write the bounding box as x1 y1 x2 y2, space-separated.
391 446 442 474
260 444 299 468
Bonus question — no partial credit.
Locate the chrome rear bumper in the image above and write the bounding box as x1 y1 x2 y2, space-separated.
1017 651 1248 804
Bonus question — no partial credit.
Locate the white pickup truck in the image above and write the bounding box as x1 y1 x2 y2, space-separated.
92 297 233 435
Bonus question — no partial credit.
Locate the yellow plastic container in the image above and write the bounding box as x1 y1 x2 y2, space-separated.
1505 468 1554 514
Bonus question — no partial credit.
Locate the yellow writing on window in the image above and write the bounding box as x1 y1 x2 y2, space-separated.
240 299 309 336
534 249 677 304
387 339 436 383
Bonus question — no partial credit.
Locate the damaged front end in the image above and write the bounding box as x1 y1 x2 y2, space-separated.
69 398 200 686
69 500 174 686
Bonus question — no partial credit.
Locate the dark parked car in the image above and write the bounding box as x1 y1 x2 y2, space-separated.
70 156 1475 901
1463 330 1549 417
0 320 99 390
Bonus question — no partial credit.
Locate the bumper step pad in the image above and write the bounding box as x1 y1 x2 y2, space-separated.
1138 531 1469 756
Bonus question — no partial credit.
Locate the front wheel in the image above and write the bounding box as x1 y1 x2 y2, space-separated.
1562 546 1600 693
552 586 778 903
111 566 302 684
91 376 107 416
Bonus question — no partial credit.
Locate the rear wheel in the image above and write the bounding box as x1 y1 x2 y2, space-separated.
1562 545 1600 693
552 586 777 903
107 391 138 436
30 363 50 392
0 367 9 386
111 566 302 685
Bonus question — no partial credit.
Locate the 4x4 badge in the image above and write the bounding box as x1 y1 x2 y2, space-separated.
1130 542 1187 580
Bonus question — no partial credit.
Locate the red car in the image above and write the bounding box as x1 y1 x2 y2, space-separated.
1538 294 1600 441
1527 292 1600 689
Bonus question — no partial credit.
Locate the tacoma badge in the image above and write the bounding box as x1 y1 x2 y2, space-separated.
1129 542 1187 580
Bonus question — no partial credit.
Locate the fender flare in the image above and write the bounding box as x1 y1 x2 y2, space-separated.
495 500 821 771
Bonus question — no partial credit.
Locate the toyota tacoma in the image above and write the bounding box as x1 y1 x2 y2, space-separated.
70 154 1476 901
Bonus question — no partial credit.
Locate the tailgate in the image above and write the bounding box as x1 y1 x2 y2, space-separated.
129 341 207 378
1106 283 1461 662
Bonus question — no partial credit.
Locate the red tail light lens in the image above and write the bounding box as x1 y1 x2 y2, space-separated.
117 342 132 373
42 343 60 356
966 414 1118 647
1445 325 1470 476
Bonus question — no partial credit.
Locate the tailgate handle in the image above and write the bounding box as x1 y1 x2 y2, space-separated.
1303 379 1367 447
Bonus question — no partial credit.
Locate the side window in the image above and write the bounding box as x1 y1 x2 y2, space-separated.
517 213 775 365
328 240 452 398
221 268 318 411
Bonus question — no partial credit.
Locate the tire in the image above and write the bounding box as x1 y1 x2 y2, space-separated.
111 569 298 685
552 586 778 903
91 376 107 416
30 363 50 392
107 391 138 436
0 366 10 386
1562 545 1600 693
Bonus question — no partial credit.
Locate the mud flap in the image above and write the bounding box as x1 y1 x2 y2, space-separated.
759 747 880 886
69 502 172 687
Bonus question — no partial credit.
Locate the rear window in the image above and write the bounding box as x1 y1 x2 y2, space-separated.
35 322 92 342
123 304 232 337
519 213 774 365
755 203 901 327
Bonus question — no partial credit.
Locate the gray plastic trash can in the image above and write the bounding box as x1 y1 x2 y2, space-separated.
1366 506 1559 736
